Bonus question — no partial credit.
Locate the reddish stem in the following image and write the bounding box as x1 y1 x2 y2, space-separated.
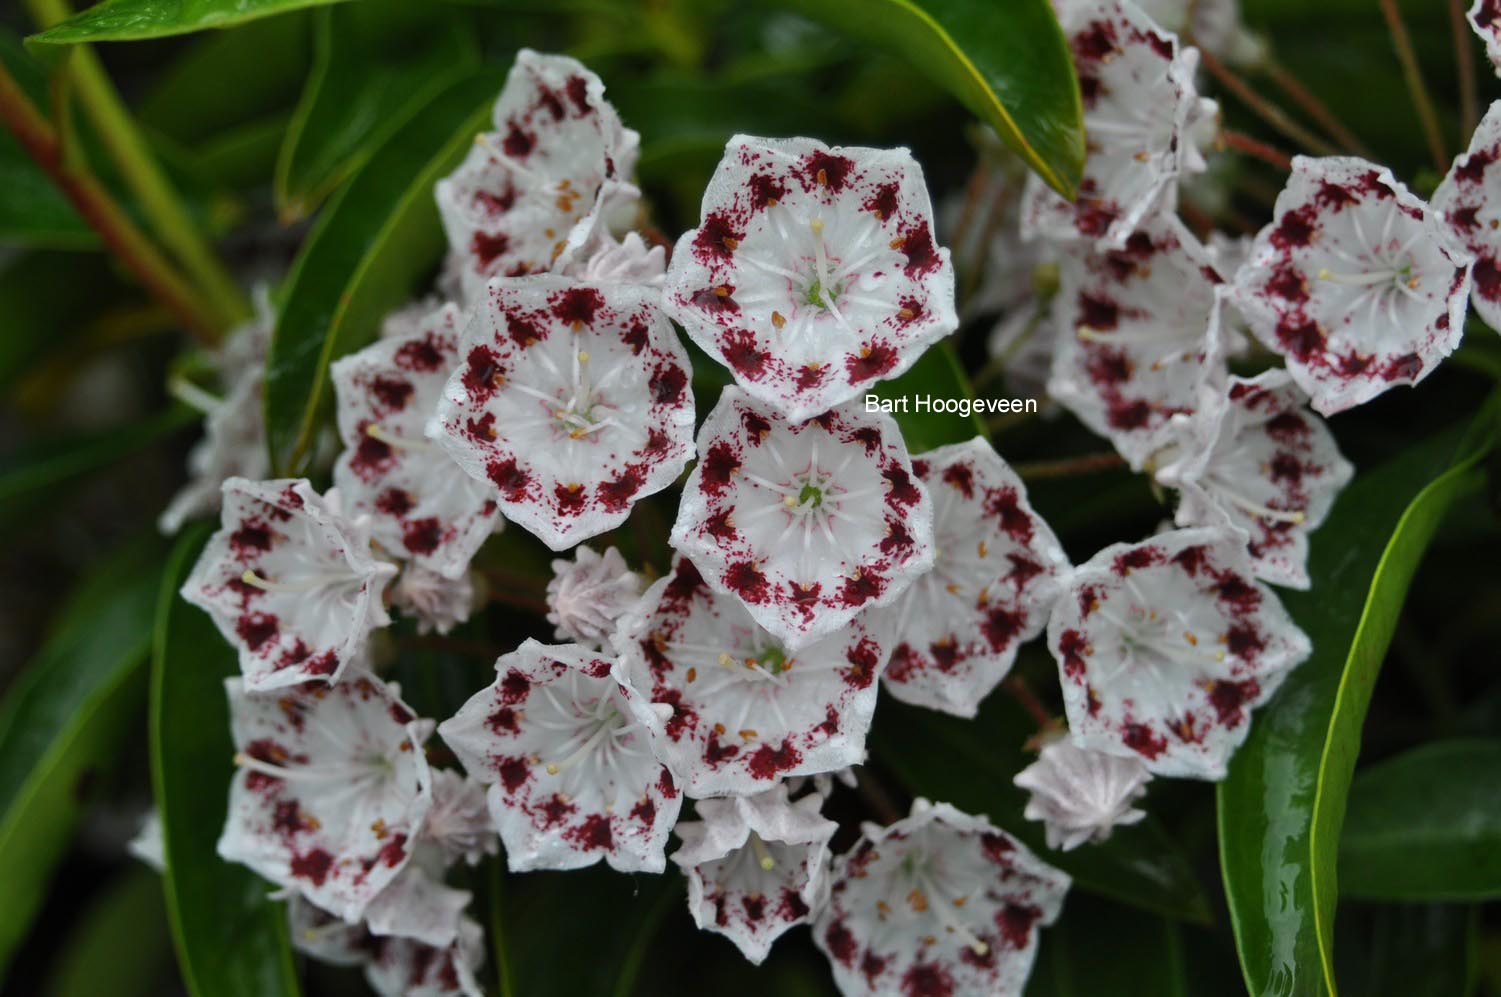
1222 129 1295 172
1198 49 1339 156
1004 676 1054 730
1451 0 1480 139
1263 59 1374 157
1381 0 1448 172
1013 452 1126 480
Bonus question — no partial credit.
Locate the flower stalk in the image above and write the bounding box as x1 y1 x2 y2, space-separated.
1380 0 1448 172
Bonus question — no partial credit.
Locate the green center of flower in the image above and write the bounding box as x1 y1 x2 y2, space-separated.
797 483 824 507
755 646 788 675
804 277 842 309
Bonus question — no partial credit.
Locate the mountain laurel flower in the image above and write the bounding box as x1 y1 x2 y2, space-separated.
1023 0 1212 248
670 388 935 650
1434 101 1501 334
217 669 433 922
1153 370 1353 590
432 276 695 551
814 799 1070 997
1230 156 1473 415
422 769 499 867
546 545 643 648
1048 214 1229 469
1012 734 1151 851
564 230 667 285
435 50 639 302
1134 0 1264 65
363 863 473 949
363 916 486 997
437 639 682 873
392 565 476 636
287 895 370 968
671 784 838 964
1469 1 1501 76
1047 527 1312 780
663 135 958 421
160 369 269 535
883 439 1071 718
182 478 397 690
613 557 892 797
332 303 502 579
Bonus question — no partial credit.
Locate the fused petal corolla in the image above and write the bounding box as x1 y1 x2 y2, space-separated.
546 545 643 649
1469 1 1501 77
1434 101 1501 333
1013 734 1151 851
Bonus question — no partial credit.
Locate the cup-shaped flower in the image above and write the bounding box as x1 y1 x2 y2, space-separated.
392 565 476 636
1135 0 1263 64
363 916 486 997
423 769 498 867
217 669 433 922
670 388 934 650
814 799 1070 997
1023 0 1211 248
1154 370 1353 589
1434 101 1501 333
564 231 666 286
671 784 838 964
1047 527 1311 779
1469 2 1501 77
546 545 643 648
182 478 397 689
663 135 958 421
882 439 1070 717
437 639 682 873
435 50 639 302
1048 214 1229 469
432 277 696 551
332 303 502 579
363 863 472 949
1229 156 1472 415
1013 734 1151 851
613 557 892 797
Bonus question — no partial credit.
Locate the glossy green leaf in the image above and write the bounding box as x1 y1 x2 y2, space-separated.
777 0 1084 196
0 537 166 979
265 70 503 475
151 526 300 997
872 693 1212 923
1340 740 1501 901
44 866 174 997
275 1 478 219
1218 397 1501 997
876 340 986 453
29 0 351 45
1027 894 1188 997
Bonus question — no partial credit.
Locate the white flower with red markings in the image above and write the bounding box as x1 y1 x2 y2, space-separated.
1154 370 1353 590
883 439 1070 718
613 556 892 797
1470 1 1501 75
663 135 958 421
1434 101 1501 333
671 784 837 964
814 799 1070 997
363 917 486 997
363 864 472 948
546 545 643 648
217 669 433 922
1047 527 1311 779
1013 734 1151 851
287 896 370 967
1135 0 1262 65
182 478 397 689
437 639 681 873
670 388 934 649
423 769 498 867
1024 0 1212 248
1229 156 1472 415
1048 214 1229 469
435 50 639 301
332 303 502 579
432 276 695 551
392 565 476 636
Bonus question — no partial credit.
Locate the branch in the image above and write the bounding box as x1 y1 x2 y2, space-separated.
1198 49 1339 157
1012 452 1127 480
1380 0 1448 172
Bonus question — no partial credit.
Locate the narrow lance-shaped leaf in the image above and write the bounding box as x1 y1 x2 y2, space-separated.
28 0 354 46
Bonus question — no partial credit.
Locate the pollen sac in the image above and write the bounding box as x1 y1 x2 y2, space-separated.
1155 370 1353 590
431 276 695 551
1229 156 1473 415
435 50 639 304
813 799 1070 997
669 387 935 650
1022 0 1214 249
1434 101 1501 334
1047 527 1312 780
670 784 838 964
882 438 1071 718
218 669 433 923
181 477 398 690
436 639 682 874
331 303 502 580
1048 213 1230 470
613 556 894 797
1469 1 1501 77
663 134 958 421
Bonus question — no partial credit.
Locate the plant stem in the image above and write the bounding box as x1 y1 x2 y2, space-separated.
1262 58 1374 157
1013 452 1126 480
26 0 248 334
1198 49 1339 157
1450 0 1480 139
1221 129 1295 171
853 768 902 824
1003 675 1054 729
1380 0 1448 172
0 61 220 343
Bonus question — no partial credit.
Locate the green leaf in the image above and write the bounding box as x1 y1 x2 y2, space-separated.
265 70 502 475
44 866 174 997
29 0 352 46
0 537 166 979
275 1 478 219
1217 396 1501 997
151 526 301 997
872 693 1212 923
1339 739 1501 901
875 340 986 453
775 0 1084 196
1027 894 1188 997
1334 903 1477 997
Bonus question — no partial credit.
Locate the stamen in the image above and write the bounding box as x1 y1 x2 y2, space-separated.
544 716 618 775
168 376 224 415
749 832 776 872
240 569 357 594
365 422 438 452
1315 267 1408 288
